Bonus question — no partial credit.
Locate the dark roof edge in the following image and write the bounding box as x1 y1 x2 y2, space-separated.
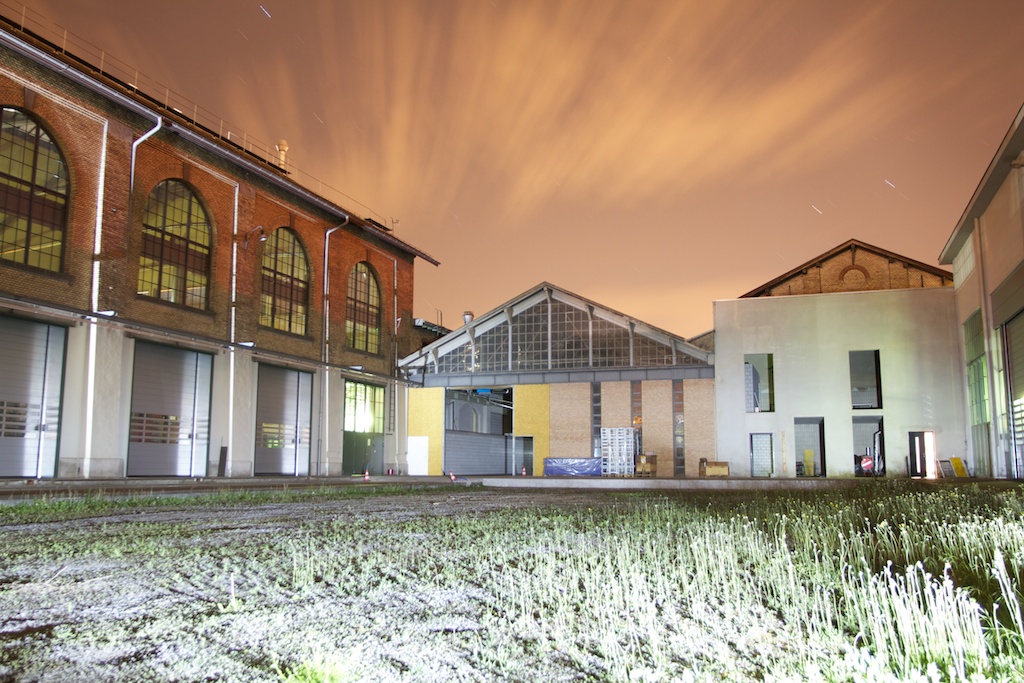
940 100 1024 264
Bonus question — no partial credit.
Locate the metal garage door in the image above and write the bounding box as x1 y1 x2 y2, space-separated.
445 431 506 474
1005 312 1024 478
254 364 312 476
0 317 65 478
127 342 212 477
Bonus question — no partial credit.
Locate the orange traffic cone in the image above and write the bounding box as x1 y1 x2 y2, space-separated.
449 471 456 482
364 468 369 482
522 466 527 476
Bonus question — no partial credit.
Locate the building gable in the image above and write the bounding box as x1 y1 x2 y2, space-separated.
741 239 953 298
400 282 710 386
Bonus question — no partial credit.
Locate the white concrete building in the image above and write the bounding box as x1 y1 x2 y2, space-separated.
940 99 1024 479
714 240 966 478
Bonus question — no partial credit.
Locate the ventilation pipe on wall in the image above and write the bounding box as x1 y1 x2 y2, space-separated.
318 216 351 476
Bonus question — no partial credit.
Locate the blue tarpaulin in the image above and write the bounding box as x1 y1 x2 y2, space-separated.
544 458 602 476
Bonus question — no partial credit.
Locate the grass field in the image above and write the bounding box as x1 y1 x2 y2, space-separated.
1 482 1023 682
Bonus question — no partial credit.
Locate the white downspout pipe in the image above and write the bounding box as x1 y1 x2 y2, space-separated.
130 116 162 192
318 216 350 475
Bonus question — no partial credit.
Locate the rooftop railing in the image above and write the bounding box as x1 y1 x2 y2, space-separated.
0 0 389 224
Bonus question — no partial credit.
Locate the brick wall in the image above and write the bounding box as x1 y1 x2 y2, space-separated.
0 45 422 375
549 382 591 459
767 248 951 297
683 377 716 478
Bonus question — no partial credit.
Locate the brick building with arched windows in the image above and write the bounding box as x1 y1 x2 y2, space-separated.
0 17 437 479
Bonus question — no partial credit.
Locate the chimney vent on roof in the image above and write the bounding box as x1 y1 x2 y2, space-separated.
276 139 289 168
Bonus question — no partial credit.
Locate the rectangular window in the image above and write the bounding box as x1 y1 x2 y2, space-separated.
672 380 685 477
850 350 882 409
964 310 991 476
631 380 643 454
344 381 384 433
744 353 774 412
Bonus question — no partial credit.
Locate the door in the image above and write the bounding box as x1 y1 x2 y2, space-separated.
254 364 312 476
750 433 773 477
0 317 65 478
128 342 212 477
908 431 936 478
853 416 885 477
794 418 825 477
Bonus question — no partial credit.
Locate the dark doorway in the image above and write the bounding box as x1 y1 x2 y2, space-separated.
795 417 825 477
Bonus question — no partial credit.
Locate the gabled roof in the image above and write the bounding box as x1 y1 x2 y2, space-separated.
940 99 1024 264
400 282 710 383
740 239 952 298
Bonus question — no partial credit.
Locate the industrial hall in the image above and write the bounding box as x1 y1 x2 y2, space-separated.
0 17 438 480
399 283 716 478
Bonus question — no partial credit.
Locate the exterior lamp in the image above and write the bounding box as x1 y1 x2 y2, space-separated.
242 225 268 250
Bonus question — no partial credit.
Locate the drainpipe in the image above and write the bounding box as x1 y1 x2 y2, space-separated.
318 216 350 475
130 116 162 192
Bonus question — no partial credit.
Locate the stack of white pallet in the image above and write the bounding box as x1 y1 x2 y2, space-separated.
601 427 635 476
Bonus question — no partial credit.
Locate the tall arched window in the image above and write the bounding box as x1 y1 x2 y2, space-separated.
137 180 211 309
346 261 381 353
261 228 309 334
0 107 68 272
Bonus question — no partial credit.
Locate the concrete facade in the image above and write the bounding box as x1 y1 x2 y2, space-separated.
940 100 1024 479
713 286 967 477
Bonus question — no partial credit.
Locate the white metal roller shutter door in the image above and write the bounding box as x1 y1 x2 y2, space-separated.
254 364 312 476
444 431 506 475
1005 313 1024 477
127 342 212 477
0 317 65 478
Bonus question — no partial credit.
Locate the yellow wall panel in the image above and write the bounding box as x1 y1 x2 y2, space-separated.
514 384 550 474
408 387 445 475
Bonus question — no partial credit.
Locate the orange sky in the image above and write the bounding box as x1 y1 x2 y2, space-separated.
20 0 1024 335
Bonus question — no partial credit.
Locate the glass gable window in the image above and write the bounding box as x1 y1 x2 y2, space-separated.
345 262 381 354
437 342 473 373
551 301 589 369
511 300 548 370
475 322 508 372
345 381 384 433
260 228 309 335
744 353 774 412
429 294 706 374
0 108 68 272
592 317 630 368
634 333 674 366
850 350 882 409
137 180 211 309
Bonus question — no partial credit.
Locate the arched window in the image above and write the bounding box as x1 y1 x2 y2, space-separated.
346 262 381 353
137 180 211 308
0 107 68 272
260 228 308 334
